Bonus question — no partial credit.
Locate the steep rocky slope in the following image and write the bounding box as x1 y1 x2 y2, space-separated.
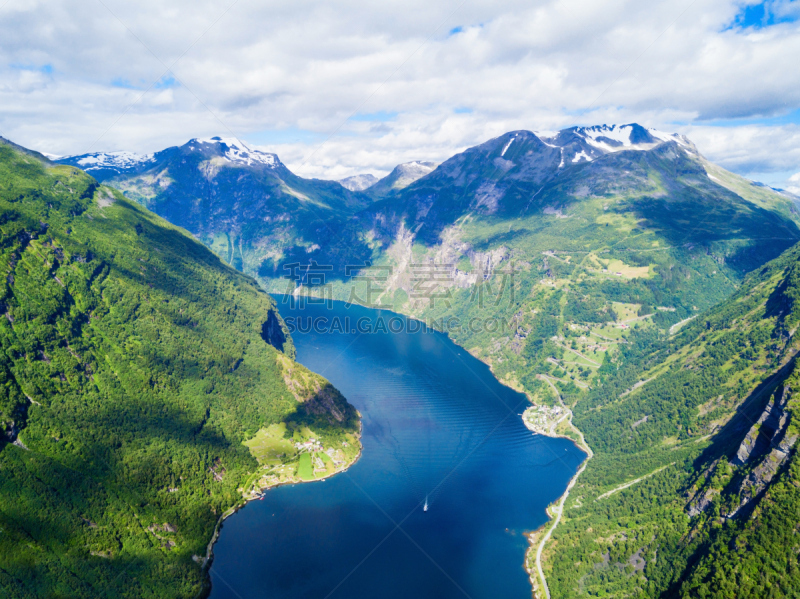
58 125 800 597
58 137 376 277
541 241 800 598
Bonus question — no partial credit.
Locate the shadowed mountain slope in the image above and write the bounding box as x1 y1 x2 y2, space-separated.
1 139 358 599
59 137 376 277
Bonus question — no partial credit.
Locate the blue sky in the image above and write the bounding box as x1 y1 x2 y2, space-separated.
730 0 799 29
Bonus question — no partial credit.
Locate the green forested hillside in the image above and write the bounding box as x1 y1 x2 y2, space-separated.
0 140 358 598
541 241 800 598
678 419 800 598
59 126 800 598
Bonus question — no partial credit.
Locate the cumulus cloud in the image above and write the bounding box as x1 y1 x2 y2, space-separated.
0 0 798 180
786 172 800 195
685 124 800 171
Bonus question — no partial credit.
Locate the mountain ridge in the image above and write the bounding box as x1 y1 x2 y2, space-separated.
0 138 360 598
56 123 693 181
14 123 800 598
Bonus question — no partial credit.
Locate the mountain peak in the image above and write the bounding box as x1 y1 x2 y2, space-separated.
564 123 692 152
530 123 697 167
368 160 437 196
56 136 285 181
58 150 156 176
185 136 282 168
338 173 379 191
391 160 436 178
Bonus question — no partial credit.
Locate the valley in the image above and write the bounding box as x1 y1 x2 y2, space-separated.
0 139 360 598
5 1 799 597
1 121 798 598
63 124 800 598
206 298 585 599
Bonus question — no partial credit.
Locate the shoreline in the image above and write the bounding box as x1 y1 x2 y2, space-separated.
522 409 592 599
526 412 592 599
478 355 593 599
196 422 364 598
209 296 588 599
290 296 592 598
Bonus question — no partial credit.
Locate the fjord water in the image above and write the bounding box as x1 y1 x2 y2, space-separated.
209 300 584 599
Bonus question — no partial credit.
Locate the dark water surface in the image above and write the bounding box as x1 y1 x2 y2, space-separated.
209 300 583 599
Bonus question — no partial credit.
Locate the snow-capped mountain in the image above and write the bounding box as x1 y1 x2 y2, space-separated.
55 134 372 275
539 123 696 166
187 137 281 168
571 124 690 150
61 151 156 176
46 123 800 312
57 136 282 179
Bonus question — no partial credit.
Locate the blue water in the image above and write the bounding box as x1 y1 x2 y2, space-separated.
208 300 583 599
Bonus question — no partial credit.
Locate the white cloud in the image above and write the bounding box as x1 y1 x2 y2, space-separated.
763 0 800 22
684 123 800 170
0 0 798 180
787 172 800 195
681 124 800 189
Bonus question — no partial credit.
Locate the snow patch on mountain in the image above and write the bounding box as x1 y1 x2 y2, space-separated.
190 136 280 167
649 129 691 147
500 136 516 157
572 150 592 163
579 124 634 147
560 124 693 154
71 151 155 172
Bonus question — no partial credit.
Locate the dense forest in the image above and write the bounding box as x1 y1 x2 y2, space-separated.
0 140 358 598
10 126 800 598
541 241 800 598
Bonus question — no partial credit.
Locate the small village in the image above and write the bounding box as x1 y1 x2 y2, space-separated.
522 404 569 436
294 438 348 470
243 428 358 501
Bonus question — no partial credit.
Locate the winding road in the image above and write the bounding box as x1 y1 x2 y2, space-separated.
595 463 675 501
529 382 593 599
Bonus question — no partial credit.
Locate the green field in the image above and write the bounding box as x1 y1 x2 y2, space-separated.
243 423 297 464
297 453 314 480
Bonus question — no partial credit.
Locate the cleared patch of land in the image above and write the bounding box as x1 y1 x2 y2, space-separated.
243 423 360 494
243 423 296 464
